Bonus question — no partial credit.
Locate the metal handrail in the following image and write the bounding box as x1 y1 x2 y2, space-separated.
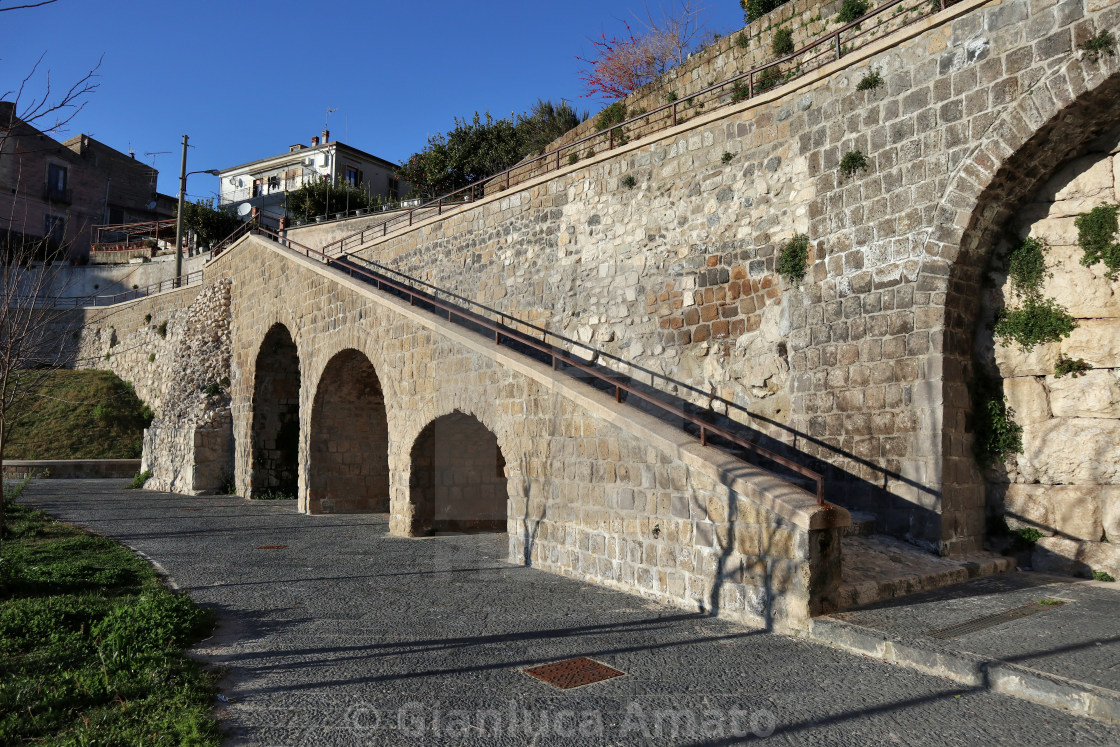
256 226 827 505
321 0 955 257
56 269 204 308
210 220 256 259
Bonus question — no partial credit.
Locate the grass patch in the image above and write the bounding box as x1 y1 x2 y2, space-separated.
772 26 794 56
836 0 869 24
1039 598 1064 606
621 175 637 190
253 489 296 501
127 469 153 490
1093 570 1116 582
7 370 154 460
0 502 219 744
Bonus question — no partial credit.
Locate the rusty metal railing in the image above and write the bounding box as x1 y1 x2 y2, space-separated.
321 0 956 258
257 225 828 505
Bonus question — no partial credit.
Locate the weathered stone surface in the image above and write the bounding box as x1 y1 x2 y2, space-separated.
1061 320 1120 368
1017 418 1120 485
1104 490 1120 543
1003 376 1050 425
1034 536 1120 580
1039 246 1120 318
993 339 1061 378
1047 369 1120 418
997 483 1103 541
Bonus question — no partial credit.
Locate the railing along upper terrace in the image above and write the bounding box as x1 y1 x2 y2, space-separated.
321 0 960 257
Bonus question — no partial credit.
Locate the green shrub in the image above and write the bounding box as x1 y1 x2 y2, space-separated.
127 469 152 490
144 313 152 324
1054 354 1093 378
972 376 1023 465
722 152 734 165
149 352 156 362
1016 527 1044 545
568 153 579 165
1093 570 1116 582
777 234 811 284
742 0 788 22
621 175 637 190
839 150 869 177
594 102 627 132
1080 30 1116 56
666 90 679 103
993 296 1077 350
731 82 750 102
772 27 794 56
1075 203 1120 279
836 0 869 24
856 68 883 90
757 65 783 91
735 32 750 50
1006 236 1048 296
157 320 168 338
202 381 222 397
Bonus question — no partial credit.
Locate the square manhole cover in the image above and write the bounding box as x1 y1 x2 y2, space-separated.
523 657 625 690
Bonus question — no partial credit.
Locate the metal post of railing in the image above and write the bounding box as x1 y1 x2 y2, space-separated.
609 127 614 149
672 101 678 125
438 198 443 216
835 33 842 59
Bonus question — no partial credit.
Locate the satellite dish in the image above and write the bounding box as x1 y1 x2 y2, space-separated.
237 203 252 217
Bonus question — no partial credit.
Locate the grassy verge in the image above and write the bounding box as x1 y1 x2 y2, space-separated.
7 370 153 460
0 499 220 744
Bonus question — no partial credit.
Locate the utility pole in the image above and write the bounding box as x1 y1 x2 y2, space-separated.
174 134 188 286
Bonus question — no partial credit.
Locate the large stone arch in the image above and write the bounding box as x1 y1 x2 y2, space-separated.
306 348 391 514
249 323 301 498
927 59 1120 552
406 409 510 536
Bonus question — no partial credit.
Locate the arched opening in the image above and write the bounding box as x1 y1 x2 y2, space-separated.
308 349 390 513
936 72 1120 554
409 411 508 535
250 324 300 498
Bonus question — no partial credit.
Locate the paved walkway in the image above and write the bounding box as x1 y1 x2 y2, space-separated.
20 480 1120 746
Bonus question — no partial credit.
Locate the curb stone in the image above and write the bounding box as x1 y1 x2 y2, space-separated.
808 616 1120 724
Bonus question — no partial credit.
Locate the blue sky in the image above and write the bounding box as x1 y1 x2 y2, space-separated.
1 0 748 198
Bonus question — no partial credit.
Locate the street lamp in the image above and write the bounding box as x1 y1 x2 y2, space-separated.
174 134 220 285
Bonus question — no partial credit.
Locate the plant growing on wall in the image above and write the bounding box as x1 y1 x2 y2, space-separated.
839 150 869 177
1079 30 1116 57
836 0 869 24
971 376 1023 465
772 27 794 56
856 68 883 90
777 234 810 284
742 0 789 23
993 235 1077 349
1054 354 1093 378
1075 203 1120 279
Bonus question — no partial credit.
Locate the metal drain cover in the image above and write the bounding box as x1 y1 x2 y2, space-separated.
926 600 1066 639
523 657 625 689
256 545 288 550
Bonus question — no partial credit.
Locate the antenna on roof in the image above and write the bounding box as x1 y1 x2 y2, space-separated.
325 107 337 131
144 151 170 168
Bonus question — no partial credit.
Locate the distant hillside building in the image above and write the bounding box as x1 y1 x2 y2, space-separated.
218 129 403 220
0 101 173 259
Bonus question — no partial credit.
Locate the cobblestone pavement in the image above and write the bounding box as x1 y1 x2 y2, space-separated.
21 481 1120 746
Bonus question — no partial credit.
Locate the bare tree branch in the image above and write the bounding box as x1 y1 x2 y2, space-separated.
0 0 59 11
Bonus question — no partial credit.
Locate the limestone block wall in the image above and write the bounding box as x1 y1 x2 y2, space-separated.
331 0 1120 557
981 134 1120 577
216 237 844 632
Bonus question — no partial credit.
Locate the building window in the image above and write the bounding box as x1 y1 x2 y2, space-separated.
344 166 362 187
44 214 66 247
252 178 264 198
268 175 280 192
46 163 69 201
388 176 399 201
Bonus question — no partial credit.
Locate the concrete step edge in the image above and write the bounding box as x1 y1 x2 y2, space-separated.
807 616 1120 724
